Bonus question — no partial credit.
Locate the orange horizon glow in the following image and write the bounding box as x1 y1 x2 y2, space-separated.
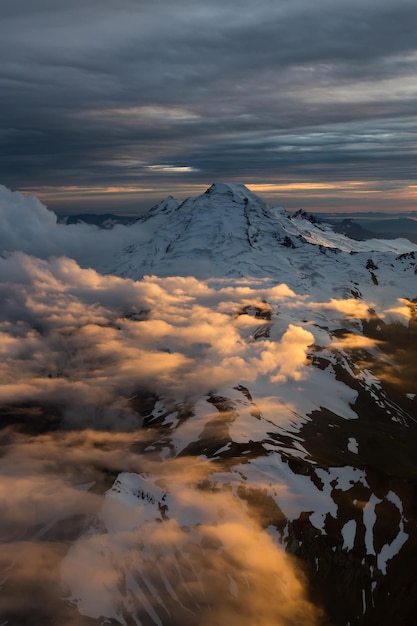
247 181 417 199
18 179 417 212
22 185 155 196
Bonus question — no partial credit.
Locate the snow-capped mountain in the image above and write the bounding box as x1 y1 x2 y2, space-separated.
61 184 417 626
106 182 417 303
1 183 417 626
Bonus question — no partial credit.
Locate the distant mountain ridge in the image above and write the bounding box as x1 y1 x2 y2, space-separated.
57 212 135 228
324 216 417 244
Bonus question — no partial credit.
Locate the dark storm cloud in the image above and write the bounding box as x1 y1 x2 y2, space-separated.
0 0 416 210
152 112 416 196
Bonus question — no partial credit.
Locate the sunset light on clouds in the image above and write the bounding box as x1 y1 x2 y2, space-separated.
1 0 416 213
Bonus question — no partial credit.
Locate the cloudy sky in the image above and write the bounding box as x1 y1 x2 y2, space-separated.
1 0 416 214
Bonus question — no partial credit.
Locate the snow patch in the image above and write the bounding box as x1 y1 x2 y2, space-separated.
347 437 359 454
341 519 357 551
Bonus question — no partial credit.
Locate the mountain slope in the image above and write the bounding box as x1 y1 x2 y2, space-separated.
1 183 417 626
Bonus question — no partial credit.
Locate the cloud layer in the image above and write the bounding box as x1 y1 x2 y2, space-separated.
1 0 416 212
0 248 409 426
0 431 323 625
0 184 150 266
0 252 314 421
62 463 323 626
0 252 322 623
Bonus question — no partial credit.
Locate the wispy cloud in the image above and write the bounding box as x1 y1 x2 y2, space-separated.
144 164 198 173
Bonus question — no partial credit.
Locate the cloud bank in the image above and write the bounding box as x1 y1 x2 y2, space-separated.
0 252 314 424
1 0 417 211
0 185 149 266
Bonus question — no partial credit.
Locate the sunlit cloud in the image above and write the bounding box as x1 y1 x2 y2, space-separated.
144 164 199 173
0 430 324 625
84 105 200 123
381 298 413 323
0 252 365 424
61 460 323 626
330 334 380 350
310 297 372 318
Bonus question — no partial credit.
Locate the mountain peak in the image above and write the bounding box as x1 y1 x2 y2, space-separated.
206 182 250 194
204 182 260 203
